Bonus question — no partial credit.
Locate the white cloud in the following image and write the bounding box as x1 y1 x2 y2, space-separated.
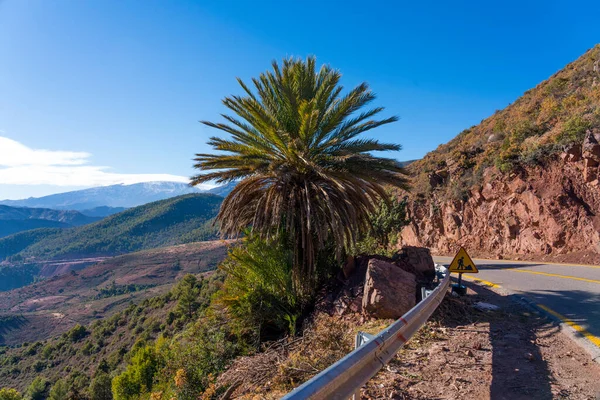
0 136 206 188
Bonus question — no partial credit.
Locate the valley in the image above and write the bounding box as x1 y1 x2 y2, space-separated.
0 193 223 291
0 240 230 345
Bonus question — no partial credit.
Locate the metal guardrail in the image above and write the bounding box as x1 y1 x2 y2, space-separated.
281 272 451 400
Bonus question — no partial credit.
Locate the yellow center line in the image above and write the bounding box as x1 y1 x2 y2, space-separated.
460 274 502 288
457 274 600 349
536 304 600 348
511 269 600 284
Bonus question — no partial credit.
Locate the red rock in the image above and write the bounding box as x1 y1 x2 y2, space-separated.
362 258 416 319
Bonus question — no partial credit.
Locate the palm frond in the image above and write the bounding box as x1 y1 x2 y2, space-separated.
192 56 410 294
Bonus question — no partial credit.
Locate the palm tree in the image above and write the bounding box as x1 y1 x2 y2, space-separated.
192 57 409 294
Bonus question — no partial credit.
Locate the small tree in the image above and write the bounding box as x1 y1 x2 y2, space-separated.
192 56 410 295
353 195 410 256
112 345 160 400
48 380 68 400
89 373 112 400
25 377 49 400
67 325 88 343
174 275 200 320
0 388 22 400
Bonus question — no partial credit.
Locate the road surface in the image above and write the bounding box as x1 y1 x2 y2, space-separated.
433 256 600 348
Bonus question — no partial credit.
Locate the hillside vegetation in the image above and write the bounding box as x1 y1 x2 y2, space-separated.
0 205 99 238
0 194 222 262
409 44 600 199
0 241 229 345
0 270 227 395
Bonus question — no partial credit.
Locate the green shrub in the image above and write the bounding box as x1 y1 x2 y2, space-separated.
25 377 49 400
41 344 54 359
557 115 592 144
218 233 301 338
353 195 410 256
32 360 46 372
67 325 88 342
112 345 161 400
48 379 68 400
166 313 248 398
89 372 113 400
0 388 22 400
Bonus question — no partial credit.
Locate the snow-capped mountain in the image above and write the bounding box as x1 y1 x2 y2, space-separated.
0 182 207 211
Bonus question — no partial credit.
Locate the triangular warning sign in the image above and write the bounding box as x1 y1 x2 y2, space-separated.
448 247 478 273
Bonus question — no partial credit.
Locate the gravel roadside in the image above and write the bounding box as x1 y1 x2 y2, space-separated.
362 281 600 400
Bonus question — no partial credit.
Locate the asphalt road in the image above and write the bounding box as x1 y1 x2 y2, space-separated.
433 256 600 347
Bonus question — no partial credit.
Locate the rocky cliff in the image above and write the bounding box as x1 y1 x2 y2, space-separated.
401 45 600 263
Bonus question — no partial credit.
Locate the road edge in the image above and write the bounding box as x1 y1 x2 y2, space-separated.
458 277 600 365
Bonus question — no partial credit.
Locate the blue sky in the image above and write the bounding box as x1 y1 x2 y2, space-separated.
1 0 599 200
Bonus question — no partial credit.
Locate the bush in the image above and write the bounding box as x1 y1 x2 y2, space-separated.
32 360 46 372
217 234 301 339
112 345 161 400
557 115 592 144
166 312 248 398
89 372 113 400
353 195 409 256
25 377 49 400
0 388 22 400
48 379 68 400
67 325 88 342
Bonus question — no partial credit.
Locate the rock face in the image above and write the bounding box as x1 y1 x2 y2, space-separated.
362 258 416 319
396 246 436 282
402 151 600 259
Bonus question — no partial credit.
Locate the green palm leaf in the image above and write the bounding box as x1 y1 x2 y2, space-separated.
192 56 409 294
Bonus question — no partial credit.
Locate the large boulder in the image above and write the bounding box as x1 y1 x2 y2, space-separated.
395 246 436 283
362 258 416 319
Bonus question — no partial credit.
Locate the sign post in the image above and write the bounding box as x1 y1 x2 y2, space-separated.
448 247 478 295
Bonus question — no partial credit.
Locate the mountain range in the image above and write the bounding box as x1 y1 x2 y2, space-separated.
0 205 100 238
0 181 225 212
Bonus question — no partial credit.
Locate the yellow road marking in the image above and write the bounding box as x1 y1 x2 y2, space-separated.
536 304 600 348
511 269 600 284
459 274 600 349
460 275 502 288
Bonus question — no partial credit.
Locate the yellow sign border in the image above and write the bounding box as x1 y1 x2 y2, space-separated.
449 247 478 273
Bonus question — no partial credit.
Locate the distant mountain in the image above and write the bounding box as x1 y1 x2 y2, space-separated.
399 159 417 168
79 206 128 218
0 205 100 238
0 181 203 210
0 205 99 225
208 181 237 197
0 193 222 263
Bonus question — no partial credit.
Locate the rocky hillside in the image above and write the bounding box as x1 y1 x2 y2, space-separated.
401 45 600 263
